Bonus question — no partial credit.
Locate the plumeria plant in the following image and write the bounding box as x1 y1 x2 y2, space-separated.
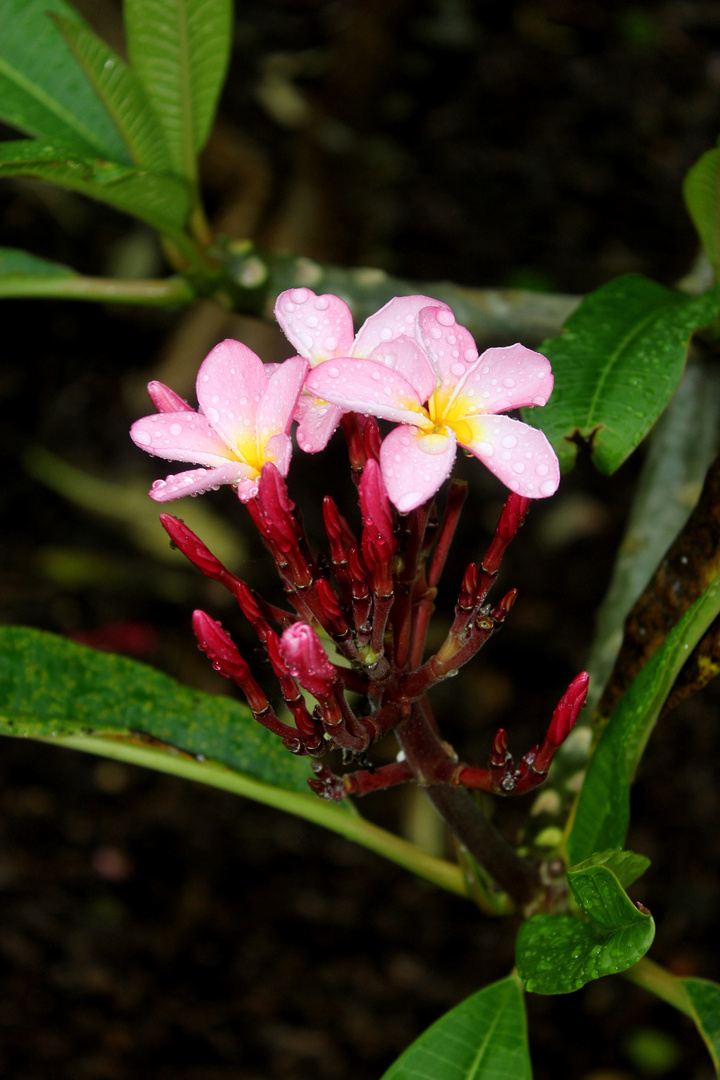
3 1 720 1077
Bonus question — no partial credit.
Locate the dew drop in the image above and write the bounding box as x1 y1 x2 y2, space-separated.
501 434 517 449
503 377 516 388
169 423 183 436
306 316 319 328
539 479 556 496
512 461 525 473
135 430 152 446
291 288 309 303
314 297 329 310
328 366 340 378
531 395 547 406
450 362 465 376
207 407 220 423
380 327 393 341
436 309 455 326
324 336 338 350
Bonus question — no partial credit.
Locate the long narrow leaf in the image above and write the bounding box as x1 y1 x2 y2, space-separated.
0 246 77 278
0 0 128 160
566 573 720 863
380 973 531 1080
124 0 232 181
0 626 466 897
0 139 191 235
52 14 171 173
683 146 720 276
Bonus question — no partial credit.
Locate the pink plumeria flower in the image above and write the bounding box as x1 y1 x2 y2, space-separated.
130 340 308 502
274 287 449 452
306 305 559 512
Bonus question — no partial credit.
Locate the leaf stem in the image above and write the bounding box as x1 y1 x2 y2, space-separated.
0 274 196 305
623 958 694 1018
35 733 468 897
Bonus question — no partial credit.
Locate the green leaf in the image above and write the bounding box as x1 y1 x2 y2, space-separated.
0 0 129 160
585 364 720 713
567 572 720 863
0 624 309 792
380 973 531 1080
52 14 171 173
124 0 232 182
0 139 191 235
0 625 468 898
523 275 720 473
683 146 720 275
0 246 76 278
571 850 651 890
681 978 720 1075
516 865 655 995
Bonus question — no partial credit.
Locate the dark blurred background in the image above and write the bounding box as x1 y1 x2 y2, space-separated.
2 1 720 1077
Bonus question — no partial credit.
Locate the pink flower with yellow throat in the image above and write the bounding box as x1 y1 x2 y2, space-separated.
306 305 560 512
130 339 307 502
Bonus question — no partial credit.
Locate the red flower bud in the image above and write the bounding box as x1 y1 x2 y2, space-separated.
279 623 336 699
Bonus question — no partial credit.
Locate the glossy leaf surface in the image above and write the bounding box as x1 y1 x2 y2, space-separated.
682 978 720 1075
571 850 651 890
381 973 531 1080
523 275 720 473
0 139 191 234
0 246 76 278
0 625 309 792
124 0 232 180
567 572 720 864
516 865 654 995
53 14 171 173
0 0 128 160
684 146 720 274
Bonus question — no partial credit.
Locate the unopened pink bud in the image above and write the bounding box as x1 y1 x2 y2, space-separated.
279 623 336 699
533 671 589 774
256 464 297 552
160 514 228 580
147 380 194 413
359 459 395 553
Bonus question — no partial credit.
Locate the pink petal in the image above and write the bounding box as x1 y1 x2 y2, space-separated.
353 294 451 357
236 477 261 502
458 414 560 499
454 343 554 415
257 356 308 448
274 289 355 364
147 381 195 413
130 411 231 466
379 424 457 513
295 393 344 453
195 339 268 458
366 335 436 403
417 306 479 392
264 432 293 476
306 357 431 428
148 461 254 502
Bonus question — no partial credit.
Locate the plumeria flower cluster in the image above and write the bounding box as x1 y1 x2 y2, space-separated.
131 289 586 890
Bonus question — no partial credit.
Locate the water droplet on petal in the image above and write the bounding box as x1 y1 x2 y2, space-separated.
314 297 329 310
291 288 309 303
169 423 183 436
531 395 547 406
324 336 338 350
207 407 220 423
135 430 152 446
501 435 517 449
536 463 549 476
380 328 393 341
512 462 525 473
328 366 340 378
539 479 556 496
306 315 319 328
436 309 455 326
503 377 516 388
450 362 465 376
